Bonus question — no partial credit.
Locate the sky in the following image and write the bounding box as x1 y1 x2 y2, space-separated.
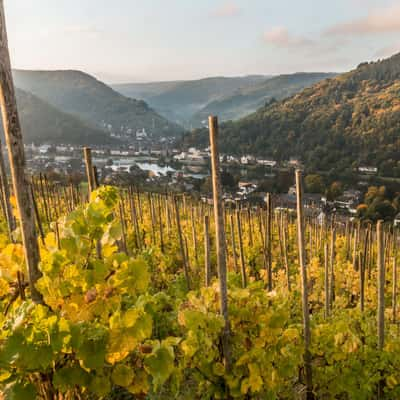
4 0 400 83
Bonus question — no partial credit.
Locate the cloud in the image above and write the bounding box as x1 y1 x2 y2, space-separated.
326 4 400 36
211 1 241 18
263 27 315 48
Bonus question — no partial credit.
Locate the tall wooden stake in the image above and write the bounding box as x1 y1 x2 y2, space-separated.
377 220 385 350
83 147 95 195
0 138 14 237
174 196 190 290
236 210 247 288
377 220 385 399
209 115 231 371
295 170 313 399
204 215 211 287
324 243 329 318
0 1 42 303
266 193 273 291
393 228 398 323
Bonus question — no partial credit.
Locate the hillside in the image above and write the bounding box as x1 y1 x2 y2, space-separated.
0 89 113 145
192 72 336 124
113 75 268 126
184 53 400 177
13 70 182 137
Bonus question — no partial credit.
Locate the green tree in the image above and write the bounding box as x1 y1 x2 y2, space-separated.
305 174 325 193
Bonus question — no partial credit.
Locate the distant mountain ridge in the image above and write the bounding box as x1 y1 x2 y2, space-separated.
13 69 182 138
192 72 337 124
113 75 268 126
183 53 400 177
113 73 335 127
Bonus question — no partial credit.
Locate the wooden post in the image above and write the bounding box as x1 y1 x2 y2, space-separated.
281 212 290 291
266 193 273 291
174 196 190 290
119 201 128 254
0 138 15 237
92 165 99 189
39 173 50 225
247 208 253 247
30 182 45 245
377 220 385 350
295 170 313 399
329 226 336 309
360 228 369 312
204 215 211 287
128 186 141 250
324 243 329 318
136 188 143 223
148 193 156 245
236 210 247 288
158 196 164 253
209 115 231 371
353 224 359 271
393 228 398 323
83 147 95 195
191 207 198 263
377 220 385 399
230 213 238 273
0 1 42 303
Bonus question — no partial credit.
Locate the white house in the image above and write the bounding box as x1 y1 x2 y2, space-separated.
136 128 148 139
257 159 277 167
38 144 52 154
358 166 378 175
240 155 256 165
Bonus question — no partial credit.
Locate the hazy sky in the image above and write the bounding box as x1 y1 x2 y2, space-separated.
4 0 400 83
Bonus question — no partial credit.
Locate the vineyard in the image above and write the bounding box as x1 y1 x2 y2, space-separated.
0 147 399 399
0 3 400 400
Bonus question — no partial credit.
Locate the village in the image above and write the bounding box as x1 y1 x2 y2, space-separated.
18 126 390 224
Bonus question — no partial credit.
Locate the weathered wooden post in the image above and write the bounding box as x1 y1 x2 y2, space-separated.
191 207 198 263
329 226 336 309
0 138 15 237
30 182 45 245
377 220 385 350
324 243 329 318
295 170 313 399
174 196 190 290
393 228 398 323
360 228 369 312
377 220 385 399
236 210 247 288
281 212 290 291
230 213 238 273
209 115 231 371
83 147 95 195
0 1 42 303
204 215 211 287
265 193 273 291
353 223 359 270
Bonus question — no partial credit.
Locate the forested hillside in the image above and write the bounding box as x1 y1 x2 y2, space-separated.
184 53 400 177
0 89 113 145
13 70 182 137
